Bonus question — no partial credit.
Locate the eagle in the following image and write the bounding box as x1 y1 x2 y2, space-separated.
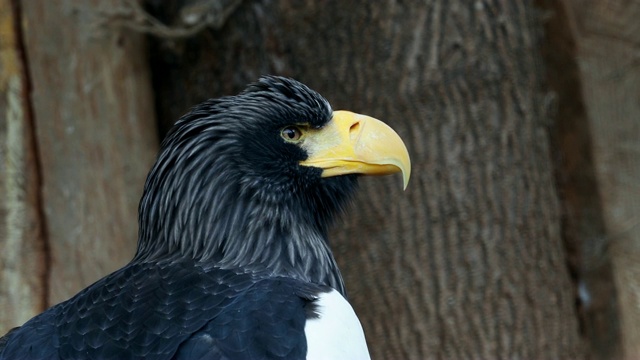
0 76 410 359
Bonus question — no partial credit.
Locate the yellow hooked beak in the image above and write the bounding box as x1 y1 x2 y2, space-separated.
299 111 411 189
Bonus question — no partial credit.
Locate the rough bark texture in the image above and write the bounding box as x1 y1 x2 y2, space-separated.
557 1 640 358
537 0 622 358
16 0 158 309
0 0 47 334
146 1 583 358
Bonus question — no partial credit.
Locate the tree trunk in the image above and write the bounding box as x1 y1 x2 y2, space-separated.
0 0 158 334
0 0 46 333
146 1 583 358
556 1 640 358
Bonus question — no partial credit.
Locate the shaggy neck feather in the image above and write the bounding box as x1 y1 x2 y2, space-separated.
133 123 348 294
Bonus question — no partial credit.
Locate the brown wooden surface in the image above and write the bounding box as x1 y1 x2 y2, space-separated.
147 1 583 358
537 0 626 358
0 0 46 334
17 0 158 309
559 1 640 358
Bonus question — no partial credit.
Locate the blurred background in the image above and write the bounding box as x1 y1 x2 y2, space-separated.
1 0 638 358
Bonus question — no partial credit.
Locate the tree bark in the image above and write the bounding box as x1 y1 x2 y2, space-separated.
8 0 158 316
537 0 625 358
557 1 640 358
0 0 46 334
147 0 583 358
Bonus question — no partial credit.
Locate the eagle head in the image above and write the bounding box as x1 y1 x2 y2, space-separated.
134 76 410 294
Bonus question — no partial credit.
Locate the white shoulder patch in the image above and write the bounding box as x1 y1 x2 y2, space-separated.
304 289 371 360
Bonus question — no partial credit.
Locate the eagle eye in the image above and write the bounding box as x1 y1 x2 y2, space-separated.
281 126 303 142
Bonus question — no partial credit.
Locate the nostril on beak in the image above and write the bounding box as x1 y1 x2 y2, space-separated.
349 121 362 141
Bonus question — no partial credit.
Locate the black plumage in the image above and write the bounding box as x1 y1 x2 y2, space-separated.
0 76 409 359
134 76 353 294
3 261 327 358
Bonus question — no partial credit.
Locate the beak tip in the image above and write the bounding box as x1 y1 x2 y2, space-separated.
401 167 411 191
